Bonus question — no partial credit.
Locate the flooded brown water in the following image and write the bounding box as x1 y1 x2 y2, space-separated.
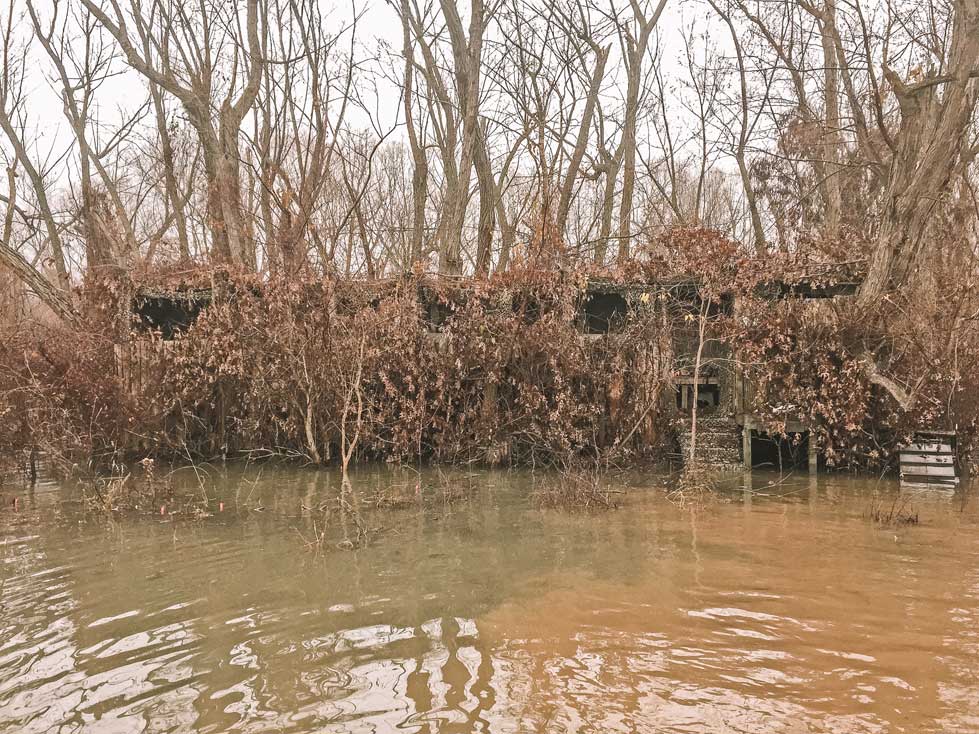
1 466 978 733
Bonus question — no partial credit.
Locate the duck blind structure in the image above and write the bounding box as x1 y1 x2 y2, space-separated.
118 266 864 470
899 431 959 487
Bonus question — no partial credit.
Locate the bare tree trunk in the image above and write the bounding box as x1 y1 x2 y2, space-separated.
594 148 620 265
557 44 610 239
687 298 709 470
437 0 488 275
150 83 191 261
616 0 667 263
0 242 78 323
818 0 842 238
495 196 515 272
473 126 497 275
618 113 638 261
400 0 429 269
0 169 77 323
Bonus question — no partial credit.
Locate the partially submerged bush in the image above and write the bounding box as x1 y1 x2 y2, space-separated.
363 470 475 509
0 322 131 474
866 493 919 526
533 463 624 511
668 467 722 507
84 459 206 515
738 286 979 472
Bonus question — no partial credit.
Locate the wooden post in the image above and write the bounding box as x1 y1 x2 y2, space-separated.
742 417 752 470
733 365 742 415
808 430 817 474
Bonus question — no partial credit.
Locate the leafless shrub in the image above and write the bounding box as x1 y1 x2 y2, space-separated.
533 462 624 511
667 467 720 507
83 457 206 516
295 513 338 553
296 477 377 553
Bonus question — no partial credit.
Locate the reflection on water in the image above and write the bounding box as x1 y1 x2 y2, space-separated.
1 466 979 733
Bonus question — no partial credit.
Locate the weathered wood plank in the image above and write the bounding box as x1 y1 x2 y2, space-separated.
901 478 958 488
899 453 955 465
904 442 953 453
901 464 957 478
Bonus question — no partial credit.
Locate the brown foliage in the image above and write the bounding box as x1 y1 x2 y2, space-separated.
17 270 672 471
2 228 977 478
736 288 979 470
0 322 130 474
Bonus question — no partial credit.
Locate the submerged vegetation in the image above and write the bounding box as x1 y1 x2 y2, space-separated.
866 492 921 527
82 459 209 517
534 462 625 511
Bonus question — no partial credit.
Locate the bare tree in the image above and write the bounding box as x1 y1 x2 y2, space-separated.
396 0 430 269
707 0 770 253
0 164 77 323
612 0 668 262
82 0 266 265
0 3 72 292
0 0 976 311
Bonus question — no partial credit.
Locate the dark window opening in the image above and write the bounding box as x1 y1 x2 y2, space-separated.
762 280 860 299
512 294 544 324
133 296 207 339
424 300 456 332
749 430 810 471
676 383 720 412
418 286 467 333
582 293 628 333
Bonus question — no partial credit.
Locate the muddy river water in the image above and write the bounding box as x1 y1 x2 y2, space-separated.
1 466 978 733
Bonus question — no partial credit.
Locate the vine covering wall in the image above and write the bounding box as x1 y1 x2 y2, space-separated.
2 231 976 477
